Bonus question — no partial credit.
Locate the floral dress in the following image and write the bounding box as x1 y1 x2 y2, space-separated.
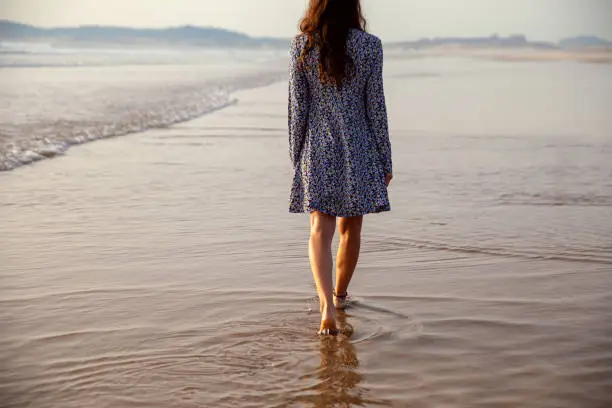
289 29 392 217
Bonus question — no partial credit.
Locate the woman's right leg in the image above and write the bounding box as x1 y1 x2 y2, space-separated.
335 215 363 303
309 211 337 333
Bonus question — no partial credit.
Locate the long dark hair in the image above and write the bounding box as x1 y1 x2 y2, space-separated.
298 0 367 87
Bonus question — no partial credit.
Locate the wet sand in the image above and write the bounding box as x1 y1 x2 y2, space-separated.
2 62 612 407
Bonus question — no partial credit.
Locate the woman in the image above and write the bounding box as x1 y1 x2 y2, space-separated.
289 0 393 335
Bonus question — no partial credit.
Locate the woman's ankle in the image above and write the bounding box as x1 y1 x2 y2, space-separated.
333 289 348 297
321 303 335 319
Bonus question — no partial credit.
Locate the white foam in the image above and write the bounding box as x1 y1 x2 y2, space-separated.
0 69 284 171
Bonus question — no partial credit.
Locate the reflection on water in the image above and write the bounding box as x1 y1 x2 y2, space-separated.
293 312 392 408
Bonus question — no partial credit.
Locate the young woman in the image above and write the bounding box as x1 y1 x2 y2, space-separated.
289 0 393 335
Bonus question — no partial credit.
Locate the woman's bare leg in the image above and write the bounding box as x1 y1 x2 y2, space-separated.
308 211 337 333
335 216 363 299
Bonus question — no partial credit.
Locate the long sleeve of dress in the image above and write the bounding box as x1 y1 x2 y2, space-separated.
365 39 393 175
288 37 310 170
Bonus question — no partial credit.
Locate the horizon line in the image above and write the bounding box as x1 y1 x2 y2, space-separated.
1 19 610 43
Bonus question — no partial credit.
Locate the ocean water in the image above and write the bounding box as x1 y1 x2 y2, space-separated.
0 43 286 171
1 48 612 408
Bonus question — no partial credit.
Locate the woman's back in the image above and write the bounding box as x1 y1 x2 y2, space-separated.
289 28 392 217
293 29 380 104
291 30 387 154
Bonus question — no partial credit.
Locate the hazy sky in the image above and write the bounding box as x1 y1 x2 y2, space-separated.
1 0 611 41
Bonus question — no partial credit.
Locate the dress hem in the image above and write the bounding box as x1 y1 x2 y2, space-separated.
289 205 391 218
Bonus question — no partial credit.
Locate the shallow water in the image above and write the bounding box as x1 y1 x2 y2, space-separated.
1 57 612 407
0 44 285 170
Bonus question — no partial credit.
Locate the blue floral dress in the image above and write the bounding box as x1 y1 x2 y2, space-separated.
289 29 392 217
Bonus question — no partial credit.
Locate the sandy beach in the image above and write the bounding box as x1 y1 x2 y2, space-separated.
2 56 612 407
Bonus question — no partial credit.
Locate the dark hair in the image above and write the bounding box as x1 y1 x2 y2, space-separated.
299 0 367 87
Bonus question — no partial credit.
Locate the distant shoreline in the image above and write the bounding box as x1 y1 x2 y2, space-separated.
3 40 611 66
386 46 612 65
2 19 611 52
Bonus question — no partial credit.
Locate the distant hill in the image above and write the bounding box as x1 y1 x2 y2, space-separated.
558 36 612 48
388 34 612 51
2 21 611 51
390 34 557 50
0 20 288 47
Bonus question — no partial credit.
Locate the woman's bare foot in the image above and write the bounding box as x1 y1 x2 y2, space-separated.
319 306 338 335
